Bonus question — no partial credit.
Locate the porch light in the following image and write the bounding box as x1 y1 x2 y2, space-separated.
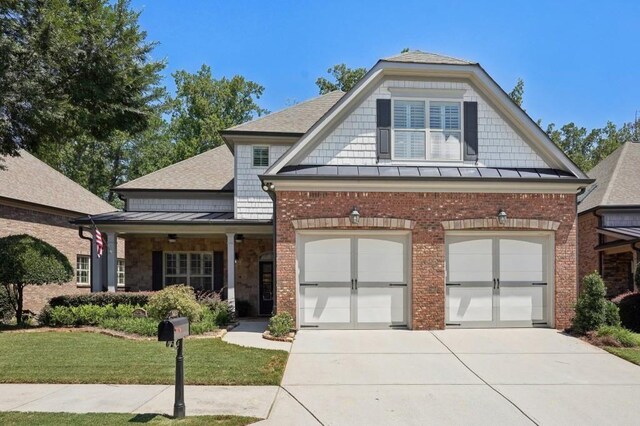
349 207 360 225
168 234 177 243
497 209 507 225
235 234 244 243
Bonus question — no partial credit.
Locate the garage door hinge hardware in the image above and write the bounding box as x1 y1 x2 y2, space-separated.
446 283 461 286
300 325 319 328
389 283 407 287
446 323 461 326
300 283 318 286
531 282 547 286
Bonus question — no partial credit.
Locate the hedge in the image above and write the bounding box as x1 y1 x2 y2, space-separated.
48 293 151 308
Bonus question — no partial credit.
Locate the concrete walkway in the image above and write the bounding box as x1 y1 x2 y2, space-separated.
223 319 292 351
0 384 278 418
262 328 640 425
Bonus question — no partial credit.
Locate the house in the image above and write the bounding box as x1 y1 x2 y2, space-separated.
74 51 592 330
0 150 124 313
578 141 640 296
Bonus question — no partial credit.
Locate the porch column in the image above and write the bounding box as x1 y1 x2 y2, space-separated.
91 233 101 293
226 233 236 308
106 232 118 293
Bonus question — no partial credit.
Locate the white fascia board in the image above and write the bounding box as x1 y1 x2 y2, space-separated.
269 179 587 194
265 61 588 179
92 223 273 235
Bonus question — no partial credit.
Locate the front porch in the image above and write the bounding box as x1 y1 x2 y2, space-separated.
73 213 274 316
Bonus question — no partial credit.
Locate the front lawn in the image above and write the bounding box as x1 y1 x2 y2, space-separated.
605 347 640 366
0 412 257 426
0 332 287 385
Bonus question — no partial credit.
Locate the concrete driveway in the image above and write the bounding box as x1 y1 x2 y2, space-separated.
264 329 640 425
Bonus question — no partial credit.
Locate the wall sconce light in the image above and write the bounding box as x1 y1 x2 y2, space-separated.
235 234 244 243
261 182 275 192
168 234 177 243
497 209 507 225
349 206 361 225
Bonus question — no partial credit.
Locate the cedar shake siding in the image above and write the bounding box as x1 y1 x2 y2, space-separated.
275 191 578 330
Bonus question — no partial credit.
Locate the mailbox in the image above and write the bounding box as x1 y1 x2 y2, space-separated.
158 317 190 342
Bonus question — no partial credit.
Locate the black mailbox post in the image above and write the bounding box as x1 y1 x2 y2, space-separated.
158 317 190 418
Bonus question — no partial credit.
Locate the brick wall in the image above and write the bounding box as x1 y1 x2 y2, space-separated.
0 202 124 312
602 251 634 296
275 191 577 330
577 212 600 287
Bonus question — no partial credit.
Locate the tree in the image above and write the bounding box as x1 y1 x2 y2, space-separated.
0 0 165 158
0 235 73 325
316 64 367 94
170 64 268 162
508 78 525 107
572 272 619 333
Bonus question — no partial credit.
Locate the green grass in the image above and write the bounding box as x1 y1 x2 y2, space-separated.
0 332 287 385
605 347 640 366
0 412 258 426
596 326 640 347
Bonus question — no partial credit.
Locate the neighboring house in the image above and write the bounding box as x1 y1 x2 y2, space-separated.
0 150 123 313
578 142 640 296
74 51 592 330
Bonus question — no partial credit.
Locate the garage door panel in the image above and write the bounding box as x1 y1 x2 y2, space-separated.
300 285 351 324
356 286 406 324
447 286 494 323
498 285 546 323
302 237 351 283
447 238 493 282
357 237 405 283
499 238 545 282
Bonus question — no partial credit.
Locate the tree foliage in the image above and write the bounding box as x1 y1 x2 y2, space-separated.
0 0 165 158
508 78 525 107
316 64 367 94
170 64 268 161
572 272 620 333
0 234 73 324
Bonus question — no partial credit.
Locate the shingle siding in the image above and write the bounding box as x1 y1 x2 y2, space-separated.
235 143 290 219
128 197 233 213
302 79 548 168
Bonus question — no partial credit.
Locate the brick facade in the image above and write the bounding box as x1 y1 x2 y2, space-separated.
0 202 124 312
125 235 272 315
578 212 600 287
602 251 634 296
275 191 578 330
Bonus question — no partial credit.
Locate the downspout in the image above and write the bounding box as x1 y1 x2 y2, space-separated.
575 186 588 296
78 226 93 290
593 208 604 277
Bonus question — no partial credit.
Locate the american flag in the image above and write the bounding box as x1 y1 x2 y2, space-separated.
95 229 104 258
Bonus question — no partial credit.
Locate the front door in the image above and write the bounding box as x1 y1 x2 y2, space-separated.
259 261 274 315
298 233 409 329
445 234 552 328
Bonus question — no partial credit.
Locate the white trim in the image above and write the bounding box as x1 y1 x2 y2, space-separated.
270 179 586 194
265 62 587 179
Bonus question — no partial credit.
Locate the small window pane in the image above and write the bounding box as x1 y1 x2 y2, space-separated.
165 253 177 275
430 131 462 160
178 254 188 275
430 102 460 131
394 100 425 129
117 259 125 286
76 255 90 285
203 254 213 275
394 131 426 159
253 146 269 167
190 254 202 275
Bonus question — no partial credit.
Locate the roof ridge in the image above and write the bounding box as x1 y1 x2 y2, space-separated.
21 150 115 212
383 50 474 64
227 90 344 131
601 142 629 206
117 145 229 189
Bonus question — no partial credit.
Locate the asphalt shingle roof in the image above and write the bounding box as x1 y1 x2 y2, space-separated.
0 150 117 215
382 50 475 65
578 142 640 213
226 90 345 134
116 145 234 191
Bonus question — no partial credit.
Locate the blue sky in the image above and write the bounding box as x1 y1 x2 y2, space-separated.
131 0 640 130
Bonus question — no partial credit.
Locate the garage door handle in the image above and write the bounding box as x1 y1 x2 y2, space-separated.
389 283 407 287
446 283 461 286
300 283 318 287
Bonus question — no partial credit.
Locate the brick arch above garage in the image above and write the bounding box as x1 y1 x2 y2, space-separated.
291 217 416 230
441 217 560 231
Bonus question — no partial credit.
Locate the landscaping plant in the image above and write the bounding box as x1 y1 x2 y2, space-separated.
572 272 619 334
0 234 73 324
147 285 203 322
613 292 640 332
268 312 294 337
596 325 640 348
198 291 233 326
48 293 150 308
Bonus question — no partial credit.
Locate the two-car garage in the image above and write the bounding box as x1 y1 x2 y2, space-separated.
296 230 554 330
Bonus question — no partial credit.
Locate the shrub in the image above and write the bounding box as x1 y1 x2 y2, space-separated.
613 292 640 332
99 317 158 336
596 326 640 348
48 293 150 308
198 291 233 326
44 304 139 327
604 300 621 327
572 272 608 334
0 285 12 322
147 285 202 322
268 312 294 337
48 306 76 327
0 234 73 324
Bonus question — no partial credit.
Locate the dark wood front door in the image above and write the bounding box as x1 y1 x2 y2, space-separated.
259 261 274 315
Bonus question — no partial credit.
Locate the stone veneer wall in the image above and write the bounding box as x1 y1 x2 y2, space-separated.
125 236 272 315
0 203 125 313
275 191 578 330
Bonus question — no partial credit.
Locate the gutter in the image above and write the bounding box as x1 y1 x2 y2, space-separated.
260 174 594 185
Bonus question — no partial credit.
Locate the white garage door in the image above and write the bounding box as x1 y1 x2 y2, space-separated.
298 233 409 329
445 234 552 328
